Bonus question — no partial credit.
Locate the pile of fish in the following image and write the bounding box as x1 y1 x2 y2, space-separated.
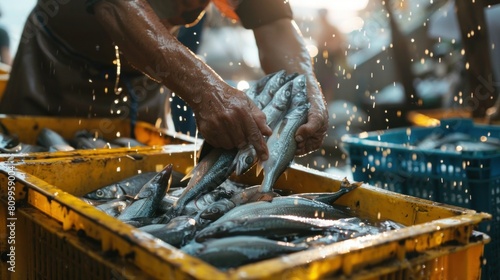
415 131 500 152
79 71 405 270
82 167 404 270
0 124 146 153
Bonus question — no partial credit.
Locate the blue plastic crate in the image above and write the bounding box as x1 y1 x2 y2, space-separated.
341 118 500 279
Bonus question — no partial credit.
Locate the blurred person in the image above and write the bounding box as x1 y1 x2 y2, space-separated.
0 0 328 160
313 8 347 103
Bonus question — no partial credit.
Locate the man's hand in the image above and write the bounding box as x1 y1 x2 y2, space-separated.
253 18 329 156
194 85 272 161
295 80 329 155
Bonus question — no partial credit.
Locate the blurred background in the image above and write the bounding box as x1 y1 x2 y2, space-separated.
1 0 499 175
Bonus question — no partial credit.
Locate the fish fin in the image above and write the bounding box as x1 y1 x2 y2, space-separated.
181 166 195 182
256 161 264 176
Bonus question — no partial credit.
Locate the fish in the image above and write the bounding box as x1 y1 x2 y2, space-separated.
290 178 361 204
453 141 500 152
36 128 75 151
117 164 172 221
0 132 22 153
194 215 365 242
181 236 306 269
200 185 279 221
290 217 391 247
245 71 279 102
377 220 406 231
253 70 289 110
234 144 258 176
181 144 224 186
83 172 158 200
17 144 48 153
261 79 294 130
159 182 238 216
111 137 147 147
172 149 237 214
121 216 165 228
214 196 352 224
80 197 109 206
416 131 500 152
416 132 472 149
258 103 310 194
289 74 308 108
70 130 119 149
96 197 132 217
233 78 296 176
139 216 197 247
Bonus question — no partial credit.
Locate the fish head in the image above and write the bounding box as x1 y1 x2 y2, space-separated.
290 75 308 108
0 133 21 151
200 198 234 220
84 185 124 200
272 81 294 109
234 145 258 176
265 70 287 95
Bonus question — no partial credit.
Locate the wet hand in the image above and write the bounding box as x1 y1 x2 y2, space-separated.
294 82 329 156
194 86 272 161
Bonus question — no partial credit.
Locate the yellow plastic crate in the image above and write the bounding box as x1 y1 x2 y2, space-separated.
0 115 197 160
0 148 491 280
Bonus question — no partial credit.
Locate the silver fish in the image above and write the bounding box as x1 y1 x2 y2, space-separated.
195 215 362 242
36 128 75 152
84 172 158 200
70 130 119 149
173 149 237 214
182 236 305 270
200 185 279 221
111 137 146 147
289 74 308 109
258 103 310 193
234 144 258 176
159 180 245 216
0 132 22 153
117 164 172 221
254 70 288 109
233 77 298 176
290 178 361 204
245 71 279 102
139 216 197 247
96 198 131 217
261 79 294 130
215 196 351 224
416 132 471 149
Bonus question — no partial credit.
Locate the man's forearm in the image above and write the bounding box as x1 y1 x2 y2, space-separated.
253 18 327 111
253 19 313 76
93 0 225 112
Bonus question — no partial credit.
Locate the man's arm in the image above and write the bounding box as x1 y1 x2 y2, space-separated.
92 0 272 160
253 18 329 155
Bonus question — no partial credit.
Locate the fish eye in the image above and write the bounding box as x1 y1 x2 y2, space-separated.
96 190 104 197
245 156 254 164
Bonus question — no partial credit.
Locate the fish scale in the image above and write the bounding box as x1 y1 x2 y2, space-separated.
117 164 172 221
259 103 310 193
173 149 237 214
214 196 351 224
